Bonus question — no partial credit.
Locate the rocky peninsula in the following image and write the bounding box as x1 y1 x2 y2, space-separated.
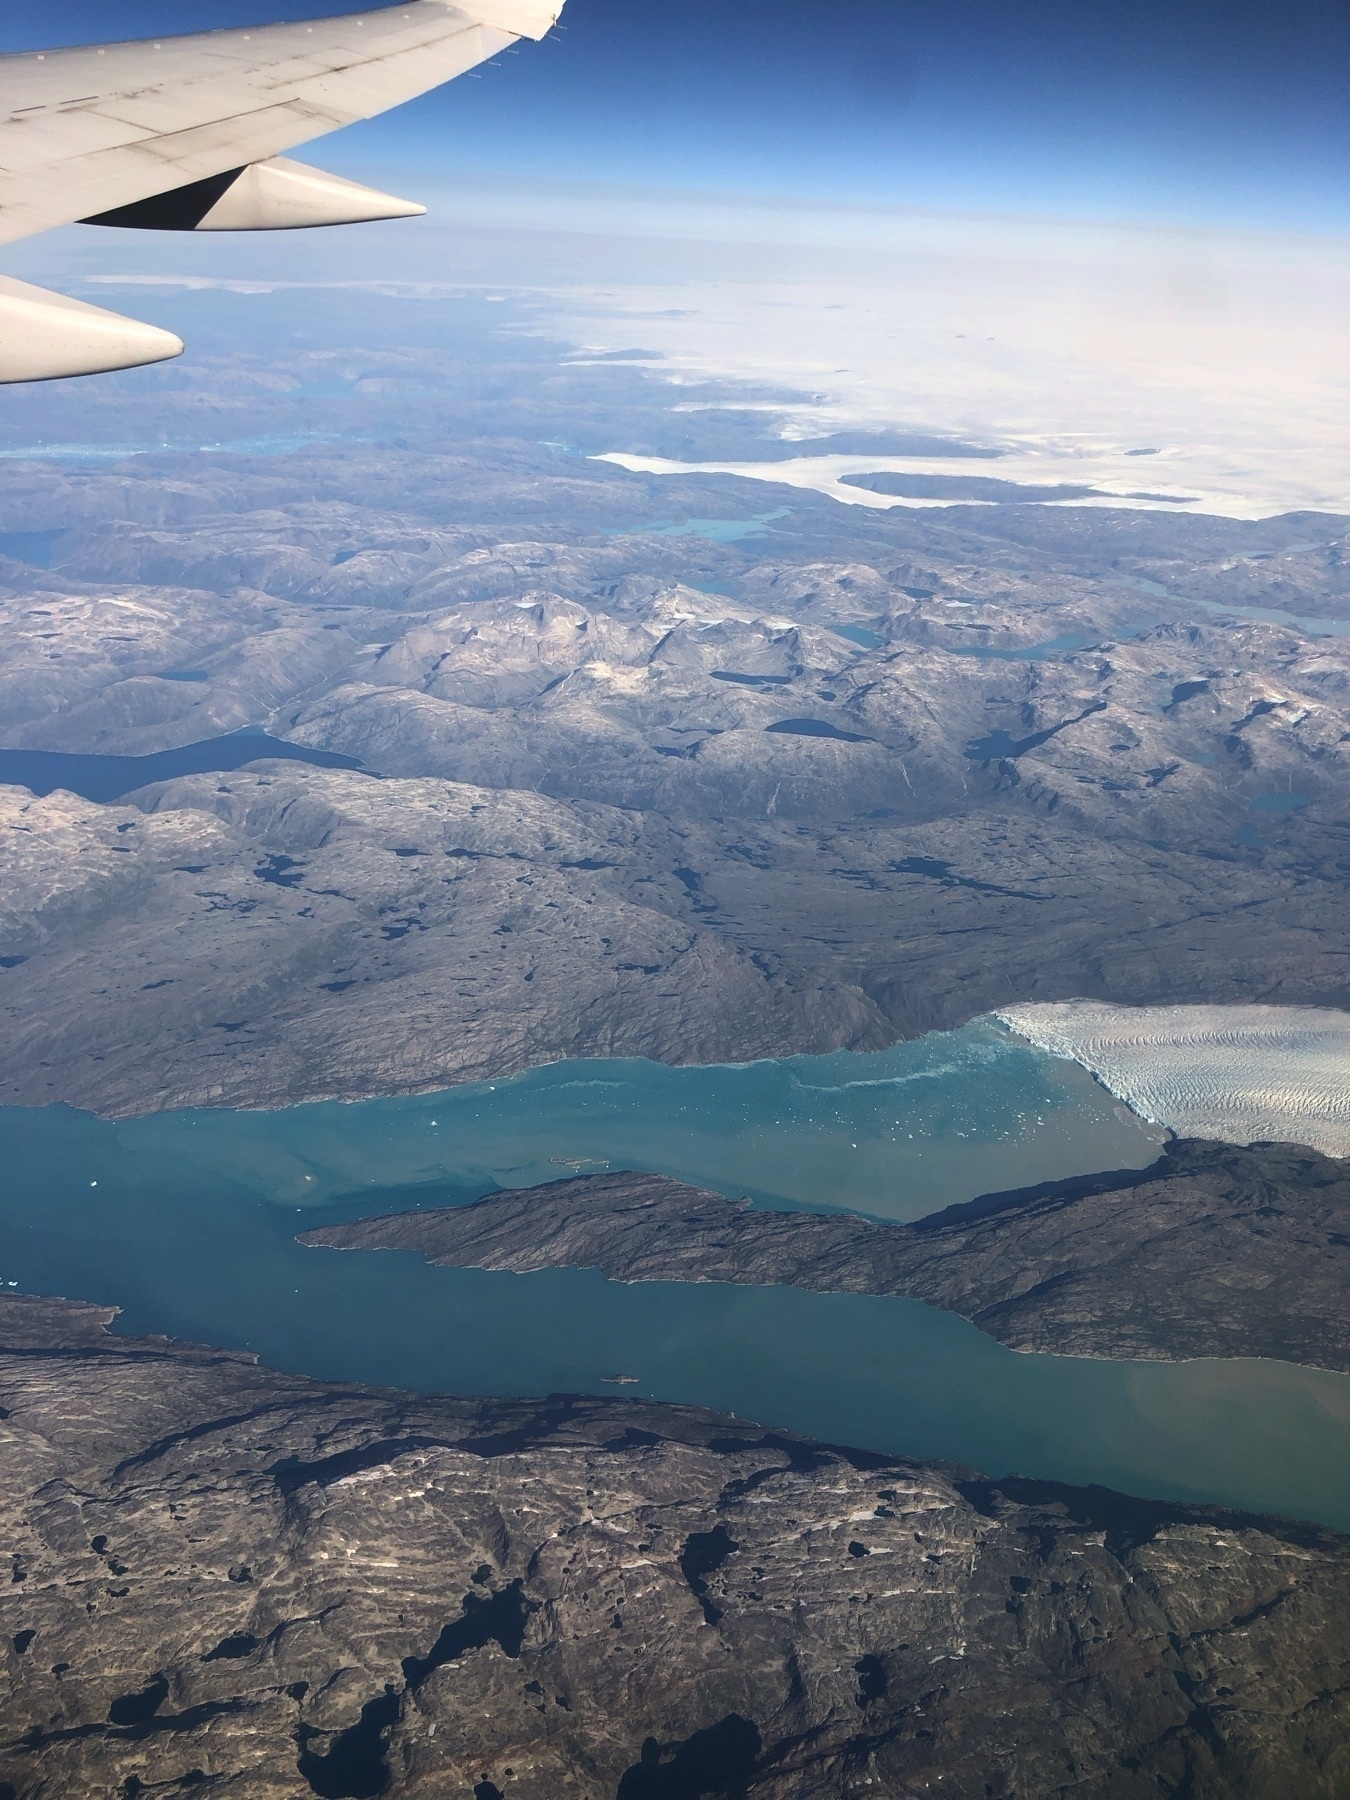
302 1139 1350 1371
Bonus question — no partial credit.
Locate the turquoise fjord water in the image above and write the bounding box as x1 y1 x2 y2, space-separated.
2 1020 1348 1530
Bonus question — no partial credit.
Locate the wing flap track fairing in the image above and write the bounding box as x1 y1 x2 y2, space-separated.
84 157 426 231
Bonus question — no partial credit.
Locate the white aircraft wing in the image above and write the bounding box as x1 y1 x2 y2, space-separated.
0 0 562 379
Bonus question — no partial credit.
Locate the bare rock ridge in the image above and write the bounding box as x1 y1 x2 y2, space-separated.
301 1140 1350 1370
1 1293 1349 1798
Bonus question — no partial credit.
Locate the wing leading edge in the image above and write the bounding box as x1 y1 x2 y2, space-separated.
0 0 562 380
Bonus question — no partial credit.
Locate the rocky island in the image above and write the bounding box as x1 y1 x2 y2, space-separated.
2 1292 1349 1799
301 1139 1350 1370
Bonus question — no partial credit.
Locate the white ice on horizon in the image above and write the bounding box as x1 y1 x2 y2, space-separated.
996 1002 1350 1158
595 449 1226 518
72 204 1350 520
547 211 1350 522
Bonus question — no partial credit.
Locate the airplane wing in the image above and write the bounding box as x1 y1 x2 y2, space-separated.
0 0 563 380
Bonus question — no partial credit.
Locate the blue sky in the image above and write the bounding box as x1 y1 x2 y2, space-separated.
9 0 1350 233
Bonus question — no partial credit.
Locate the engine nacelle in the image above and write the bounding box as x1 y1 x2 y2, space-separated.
0 276 183 383
83 158 427 232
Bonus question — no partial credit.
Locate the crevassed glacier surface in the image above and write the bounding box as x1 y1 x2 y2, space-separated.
996 1002 1350 1157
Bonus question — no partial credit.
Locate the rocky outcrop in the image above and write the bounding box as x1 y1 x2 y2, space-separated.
1 1293 1348 1799
302 1140 1350 1370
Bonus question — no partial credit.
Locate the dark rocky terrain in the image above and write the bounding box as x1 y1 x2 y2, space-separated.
302 1140 1350 1371
2 1292 1349 1799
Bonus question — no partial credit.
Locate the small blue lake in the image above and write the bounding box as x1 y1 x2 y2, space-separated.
0 728 365 804
1236 792 1310 846
831 624 883 650
0 529 66 568
2 1021 1348 1529
1122 573 1350 639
